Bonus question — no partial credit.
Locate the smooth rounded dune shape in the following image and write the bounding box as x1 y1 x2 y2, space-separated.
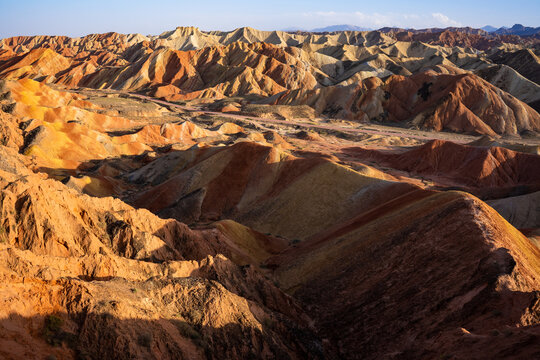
0 22 539 360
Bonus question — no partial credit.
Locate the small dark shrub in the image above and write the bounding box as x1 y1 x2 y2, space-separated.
175 321 201 340
186 309 203 324
417 82 433 101
45 315 63 333
1 103 15 114
138 332 152 348
42 315 64 346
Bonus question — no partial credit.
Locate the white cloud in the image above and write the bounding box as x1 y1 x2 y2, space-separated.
298 11 463 29
431 13 462 27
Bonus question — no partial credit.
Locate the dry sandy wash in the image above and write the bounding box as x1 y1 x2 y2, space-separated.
0 26 539 359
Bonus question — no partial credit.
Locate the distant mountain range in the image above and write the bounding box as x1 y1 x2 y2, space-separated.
482 24 539 36
481 25 498 32
282 24 372 32
283 23 539 36
378 26 487 35
311 24 372 32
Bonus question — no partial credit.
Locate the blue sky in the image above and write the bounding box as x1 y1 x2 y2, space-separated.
0 0 539 38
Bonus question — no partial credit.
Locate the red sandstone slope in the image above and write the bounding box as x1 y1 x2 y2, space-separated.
404 30 531 50
122 139 540 358
0 47 125 86
1 125 539 359
0 48 72 80
128 141 420 242
272 71 540 135
268 190 540 359
0 32 136 58
384 72 540 135
0 42 324 100
380 27 538 49
344 139 540 195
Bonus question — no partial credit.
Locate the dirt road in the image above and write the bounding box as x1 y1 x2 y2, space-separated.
128 93 476 144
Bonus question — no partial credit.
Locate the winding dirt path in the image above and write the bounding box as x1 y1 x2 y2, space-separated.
128 93 475 144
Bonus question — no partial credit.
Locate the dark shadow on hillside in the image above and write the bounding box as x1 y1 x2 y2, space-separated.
0 311 328 360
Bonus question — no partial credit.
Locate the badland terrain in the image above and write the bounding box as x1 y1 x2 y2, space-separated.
0 25 539 359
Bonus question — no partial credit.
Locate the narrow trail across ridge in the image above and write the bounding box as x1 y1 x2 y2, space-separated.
127 93 477 144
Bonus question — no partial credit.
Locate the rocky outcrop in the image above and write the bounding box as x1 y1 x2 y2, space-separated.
0 145 327 359
490 49 540 85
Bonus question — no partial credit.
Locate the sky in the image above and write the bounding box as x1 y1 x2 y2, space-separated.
0 0 539 38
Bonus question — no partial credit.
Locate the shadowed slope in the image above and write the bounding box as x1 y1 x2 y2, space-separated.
269 190 540 359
